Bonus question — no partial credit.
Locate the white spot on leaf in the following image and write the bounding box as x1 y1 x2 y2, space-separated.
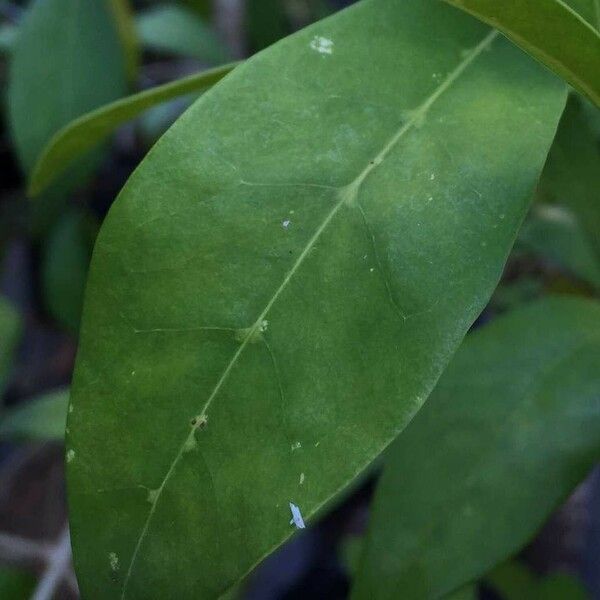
299 473 305 485
282 219 291 229
66 449 75 463
310 36 334 55
291 441 301 451
289 502 306 529
109 552 119 572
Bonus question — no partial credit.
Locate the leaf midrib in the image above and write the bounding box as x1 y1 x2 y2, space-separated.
120 29 499 598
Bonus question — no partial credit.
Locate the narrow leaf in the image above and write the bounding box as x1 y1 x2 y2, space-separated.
0 388 69 441
444 0 600 107
29 64 237 197
352 297 600 599
68 0 567 597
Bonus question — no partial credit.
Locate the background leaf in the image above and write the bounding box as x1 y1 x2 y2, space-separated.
537 95 600 266
68 0 567 597
108 0 141 83
0 296 21 396
0 388 69 441
29 63 237 196
8 0 128 234
443 0 600 107
352 296 600 600
136 5 230 64
41 208 97 333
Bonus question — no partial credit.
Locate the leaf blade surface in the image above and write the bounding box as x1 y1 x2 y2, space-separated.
68 1 568 597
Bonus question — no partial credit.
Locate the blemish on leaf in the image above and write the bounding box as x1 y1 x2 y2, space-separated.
183 433 197 453
291 441 301 451
400 109 425 129
299 473 305 485
109 552 119 572
66 449 75 463
282 219 291 229
235 320 268 344
309 36 334 55
147 488 160 505
190 415 208 430
68 404 74 414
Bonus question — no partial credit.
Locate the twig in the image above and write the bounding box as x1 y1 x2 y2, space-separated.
0 532 50 565
31 526 72 600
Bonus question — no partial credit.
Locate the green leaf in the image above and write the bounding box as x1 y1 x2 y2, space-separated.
0 388 69 441
108 0 141 83
0 568 36 598
247 0 289 50
67 0 567 597
443 0 600 107
518 203 600 289
487 561 589 600
538 95 600 262
0 23 17 55
29 63 237 197
136 5 230 63
8 0 128 174
352 296 600 600
0 296 21 396
41 208 97 333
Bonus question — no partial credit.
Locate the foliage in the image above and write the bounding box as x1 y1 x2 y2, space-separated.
0 0 599 598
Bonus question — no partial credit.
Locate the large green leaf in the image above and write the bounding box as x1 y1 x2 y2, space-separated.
29 63 237 196
67 0 567 597
0 388 69 441
136 5 230 63
352 296 600 599
444 0 600 107
0 296 21 396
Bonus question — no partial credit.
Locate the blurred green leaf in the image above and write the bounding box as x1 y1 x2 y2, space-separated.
29 63 237 196
487 561 539 600
136 5 230 63
538 573 589 600
445 586 477 600
0 568 36 598
519 204 600 289
0 388 69 441
42 208 97 333
247 0 288 50
539 95 600 262
67 0 567 596
8 0 128 235
108 0 141 83
353 296 600 600
443 0 600 107
488 561 588 600
8 0 128 173
0 296 20 395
